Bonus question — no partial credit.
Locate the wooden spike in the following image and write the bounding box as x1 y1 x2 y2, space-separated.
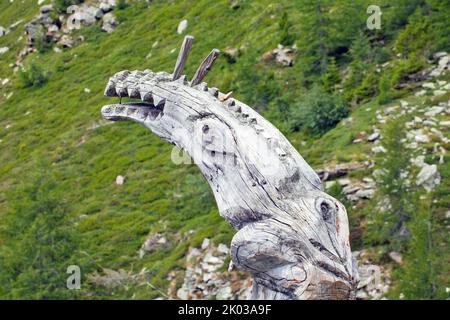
191 49 220 86
219 91 233 102
172 35 194 81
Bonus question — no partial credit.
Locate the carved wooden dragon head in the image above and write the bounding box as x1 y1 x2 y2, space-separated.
100 36 358 300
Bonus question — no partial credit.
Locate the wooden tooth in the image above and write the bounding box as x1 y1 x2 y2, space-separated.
208 87 219 97
219 91 233 102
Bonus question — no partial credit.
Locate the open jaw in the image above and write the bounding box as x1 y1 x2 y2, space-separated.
101 101 165 122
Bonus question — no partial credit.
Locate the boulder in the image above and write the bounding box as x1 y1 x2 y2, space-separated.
416 164 441 192
102 12 118 33
367 132 380 142
0 26 8 37
316 161 367 181
177 19 188 34
115 175 125 185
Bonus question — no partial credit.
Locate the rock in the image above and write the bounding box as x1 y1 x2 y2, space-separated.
430 54 450 77
316 161 367 181
414 133 429 143
439 120 450 127
372 146 386 153
0 47 9 54
0 26 8 37
423 120 436 127
383 106 397 116
40 4 53 14
102 12 118 33
1 78 10 86
66 5 98 31
84 87 91 93
367 132 380 142
408 129 430 143
57 35 74 47
422 82 435 89
217 243 229 254
337 178 351 186
177 19 188 34
204 253 223 265
425 106 445 117
414 116 423 124
100 2 113 13
400 100 409 108
177 284 189 300
415 89 426 96
388 251 403 264
201 238 210 250
416 164 441 192
433 51 447 59
262 44 296 67
433 90 446 96
412 155 425 168
170 238 252 300
140 233 170 257
115 175 125 185
353 188 375 200
216 286 233 300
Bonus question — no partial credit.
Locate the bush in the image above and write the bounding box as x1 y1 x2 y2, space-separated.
19 62 48 88
117 0 128 10
291 85 349 135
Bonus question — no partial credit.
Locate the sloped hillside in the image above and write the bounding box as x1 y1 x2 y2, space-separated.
0 0 448 299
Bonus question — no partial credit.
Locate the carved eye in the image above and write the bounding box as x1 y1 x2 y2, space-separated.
315 198 335 221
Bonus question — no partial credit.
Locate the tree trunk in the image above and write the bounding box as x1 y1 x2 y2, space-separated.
100 38 359 300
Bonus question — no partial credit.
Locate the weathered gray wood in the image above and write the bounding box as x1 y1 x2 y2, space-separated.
172 35 194 81
190 49 220 86
100 43 359 300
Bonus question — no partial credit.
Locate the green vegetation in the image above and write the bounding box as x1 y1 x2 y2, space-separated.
291 85 349 135
19 61 49 88
0 0 448 299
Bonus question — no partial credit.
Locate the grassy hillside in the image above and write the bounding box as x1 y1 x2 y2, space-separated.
0 0 448 299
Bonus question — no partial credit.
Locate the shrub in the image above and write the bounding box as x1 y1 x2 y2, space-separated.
291 85 349 135
117 0 128 10
19 62 48 88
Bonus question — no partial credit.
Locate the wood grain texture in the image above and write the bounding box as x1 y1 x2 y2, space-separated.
172 35 194 81
101 60 359 300
190 49 220 86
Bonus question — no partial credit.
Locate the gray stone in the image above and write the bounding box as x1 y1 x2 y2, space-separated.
177 19 188 34
422 82 435 89
115 175 125 185
372 146 386 153
416 164 441 192
102 12 118 33
201 238 210 250
40 4 53 14
0 26 8 37
388 251 403 264
367 132 380 142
